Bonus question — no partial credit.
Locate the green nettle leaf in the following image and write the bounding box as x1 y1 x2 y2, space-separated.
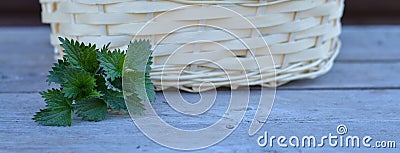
94 74 107 92
104 90 127 111
109 77 123 91
61 68 99 99
59 38 99 74
123 40 155 115
97 49 126 81
95 74 126 111
75 98 108 121
125 40 151 73
33 89 73 126
125 40 153 100
124 91 145 115
33 38 156 126
47 58 69 85
145 56 156 102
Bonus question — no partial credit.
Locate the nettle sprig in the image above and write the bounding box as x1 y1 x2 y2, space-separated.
33 38 155 126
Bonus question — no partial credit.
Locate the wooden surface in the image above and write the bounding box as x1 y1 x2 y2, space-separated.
0 26 399 152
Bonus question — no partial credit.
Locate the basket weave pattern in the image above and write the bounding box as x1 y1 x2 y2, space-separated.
40 0 344 92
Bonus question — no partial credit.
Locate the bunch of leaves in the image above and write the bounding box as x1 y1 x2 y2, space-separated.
33 38 155 126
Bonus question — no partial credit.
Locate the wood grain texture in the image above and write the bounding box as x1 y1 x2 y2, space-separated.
0 26 399 152
0 28 54 93
0 90 399 153
338 26 400 61
281 62 400 89
1 26 400 92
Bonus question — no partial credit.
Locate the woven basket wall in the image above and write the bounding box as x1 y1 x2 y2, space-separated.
40 0 344 92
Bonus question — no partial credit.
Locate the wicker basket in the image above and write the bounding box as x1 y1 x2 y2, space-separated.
40 0 344 92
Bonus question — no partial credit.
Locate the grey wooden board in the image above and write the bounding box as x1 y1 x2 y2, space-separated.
0 28 54 93
338 26 400 62
0 26 399 153
280 62 400 89
0 90 399 153
0 45 54 93
2 61 399 92
1 26 400 92
0 27 51 45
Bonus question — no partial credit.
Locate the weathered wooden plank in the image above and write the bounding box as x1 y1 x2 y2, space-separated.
1 60 398 92
0 44 54 93
0 27 50 45
1 26 400 92
280 62 400 89
0 26 399 92
1 90 399 152
0 28 54 92
338 26 400 61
